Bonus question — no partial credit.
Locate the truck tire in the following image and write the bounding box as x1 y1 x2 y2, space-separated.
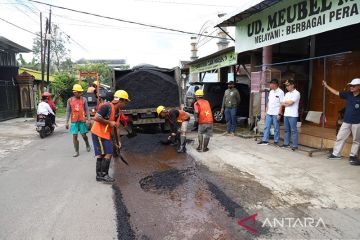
213 107 224 123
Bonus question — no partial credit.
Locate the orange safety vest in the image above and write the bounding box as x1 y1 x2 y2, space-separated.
195 99 213 124
69 97 86 122
177 110 190 123
91 103 115 140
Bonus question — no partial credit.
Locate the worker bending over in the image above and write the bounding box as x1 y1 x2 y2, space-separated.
157 106 190 153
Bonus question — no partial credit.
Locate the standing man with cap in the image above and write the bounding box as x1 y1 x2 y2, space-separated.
323 78 360 165
194 89 213 152
66 84 91 157
91 90 130 182
258 79 284 145
281 80 300 151
156 106 190 153
221 81 241 136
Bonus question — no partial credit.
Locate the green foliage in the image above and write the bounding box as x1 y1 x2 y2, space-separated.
52 72 78 105
74 63 112 86
55 102 66 118
17 54 40 70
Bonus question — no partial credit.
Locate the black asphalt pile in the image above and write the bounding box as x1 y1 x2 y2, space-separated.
112 185 136 240
139 168 194 193
115 69 180 109
121 133 166 154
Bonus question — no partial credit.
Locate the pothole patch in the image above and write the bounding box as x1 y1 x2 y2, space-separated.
139 167 194 193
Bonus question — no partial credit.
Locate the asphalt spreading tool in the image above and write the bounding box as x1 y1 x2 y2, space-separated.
113 126 129 166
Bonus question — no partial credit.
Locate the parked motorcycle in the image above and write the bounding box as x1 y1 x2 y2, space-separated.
36 114 55 138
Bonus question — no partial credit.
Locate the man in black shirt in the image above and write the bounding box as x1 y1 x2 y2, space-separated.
324 79 360 165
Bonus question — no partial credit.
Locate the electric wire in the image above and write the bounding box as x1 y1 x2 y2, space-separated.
0 16 39 36
28 0 232 41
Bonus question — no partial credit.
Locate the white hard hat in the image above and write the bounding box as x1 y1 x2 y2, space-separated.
348 78 360 85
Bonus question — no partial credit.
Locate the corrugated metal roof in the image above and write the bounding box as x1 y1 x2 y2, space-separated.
217 0 281 27
19 67 55 81
0 36 31 53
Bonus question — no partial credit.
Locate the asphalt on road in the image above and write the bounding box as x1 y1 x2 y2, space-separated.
0 127 117 240
112 133 261 240
0 125 275 240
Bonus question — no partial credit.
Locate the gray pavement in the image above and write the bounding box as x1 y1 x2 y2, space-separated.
0 124 116 240
187 133 360 239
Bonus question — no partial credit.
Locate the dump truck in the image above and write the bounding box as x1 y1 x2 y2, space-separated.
112 65 181 130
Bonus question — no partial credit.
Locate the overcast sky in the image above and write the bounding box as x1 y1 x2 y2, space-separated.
0 0 252 68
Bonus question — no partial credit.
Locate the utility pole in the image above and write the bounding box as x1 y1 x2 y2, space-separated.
46 8 52 91
40 12 44 93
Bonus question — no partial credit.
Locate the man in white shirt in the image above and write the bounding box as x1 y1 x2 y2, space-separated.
281 80 301 151
37 96 55 116
258 79 284 145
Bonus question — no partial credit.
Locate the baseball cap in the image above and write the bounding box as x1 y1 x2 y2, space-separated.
270 79 279 84
284 80 295 86
348 78 360 85
228 81 235 85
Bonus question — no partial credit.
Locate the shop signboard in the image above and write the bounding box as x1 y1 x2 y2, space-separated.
189 51 237 74
235 0 360 53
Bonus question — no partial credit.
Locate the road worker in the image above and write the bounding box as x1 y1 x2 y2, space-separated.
87 80 99 96
91 90 130 183
65 84 91 157
194 89 213 152
157 106 190 153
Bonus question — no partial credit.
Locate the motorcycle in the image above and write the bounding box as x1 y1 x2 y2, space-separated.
36 114 55 138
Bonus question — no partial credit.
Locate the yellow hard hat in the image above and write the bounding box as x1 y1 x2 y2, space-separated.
93 81 99 86
156 105 165 115
114 90 130 101
195 89 204 97
72 84 84 92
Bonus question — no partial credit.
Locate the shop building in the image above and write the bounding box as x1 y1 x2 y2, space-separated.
218 0 360 155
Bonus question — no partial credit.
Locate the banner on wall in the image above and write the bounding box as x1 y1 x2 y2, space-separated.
235 0 360 53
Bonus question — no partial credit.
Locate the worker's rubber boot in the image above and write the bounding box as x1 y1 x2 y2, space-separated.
96 158 103 182
73 140 80 157
197 134 203 152
203 137 210 152
84 138 91 152
101 158 115 183
177 136 186 153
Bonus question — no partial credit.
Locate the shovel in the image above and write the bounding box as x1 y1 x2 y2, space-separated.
113 126 129 166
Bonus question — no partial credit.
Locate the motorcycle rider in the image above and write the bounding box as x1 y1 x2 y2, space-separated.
42 92 56 126
37 95 55 127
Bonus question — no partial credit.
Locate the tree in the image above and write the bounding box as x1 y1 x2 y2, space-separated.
32 23 70 73
17 54 40 70
52 72 87 105
74 63 113 86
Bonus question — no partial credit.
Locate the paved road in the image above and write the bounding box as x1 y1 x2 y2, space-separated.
2 123 358 240
0 127 117 240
